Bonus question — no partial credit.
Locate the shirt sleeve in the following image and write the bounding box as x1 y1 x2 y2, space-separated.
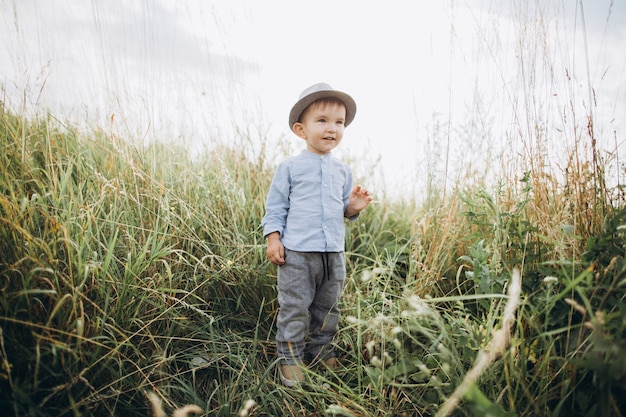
342 164 359 222
261 162 291 238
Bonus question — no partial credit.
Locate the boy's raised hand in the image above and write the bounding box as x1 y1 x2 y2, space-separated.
345 185 372 218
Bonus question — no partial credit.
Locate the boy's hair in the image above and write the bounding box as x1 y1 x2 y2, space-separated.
298 97 347 123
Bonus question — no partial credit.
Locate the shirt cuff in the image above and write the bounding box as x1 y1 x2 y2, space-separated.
345 213 360 222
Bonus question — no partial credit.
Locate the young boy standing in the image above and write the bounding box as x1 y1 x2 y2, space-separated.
262 83 372 386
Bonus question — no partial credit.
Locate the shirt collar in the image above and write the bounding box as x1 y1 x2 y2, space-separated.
301 149 332 159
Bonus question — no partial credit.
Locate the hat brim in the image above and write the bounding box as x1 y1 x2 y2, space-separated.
289 90 357 132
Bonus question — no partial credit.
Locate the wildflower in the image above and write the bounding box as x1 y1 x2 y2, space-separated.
392 338 402 349
326 405 350 414
173 405 203 417
542 276 558 284
370 356 383 368
76 318 84 337
371 312 389 327
147 392 202 417
595 310 605 325
361 270 373 282
361 267 387 282
239 399 257 417
418 363 431 377
406 294 428 315
345 315 358 324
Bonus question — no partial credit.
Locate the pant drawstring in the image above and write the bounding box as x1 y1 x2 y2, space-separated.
320 252 330 281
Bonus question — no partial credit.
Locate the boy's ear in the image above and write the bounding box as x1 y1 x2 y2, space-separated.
292 123 306 139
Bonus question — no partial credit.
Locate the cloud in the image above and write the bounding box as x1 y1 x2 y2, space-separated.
1 0 259 91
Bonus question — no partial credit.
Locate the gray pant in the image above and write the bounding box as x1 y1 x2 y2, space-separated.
276 249 346 365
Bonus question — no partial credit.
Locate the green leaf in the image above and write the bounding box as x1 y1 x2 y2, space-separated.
464 384 517 417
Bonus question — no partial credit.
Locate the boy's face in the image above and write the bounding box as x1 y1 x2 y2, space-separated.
293 101 346 155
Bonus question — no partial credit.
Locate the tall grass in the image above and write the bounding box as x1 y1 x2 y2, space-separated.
0 107 276 415
1 91 625 417
1 1 624 415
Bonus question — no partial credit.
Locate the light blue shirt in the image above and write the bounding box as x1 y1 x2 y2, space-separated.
262 150 357 252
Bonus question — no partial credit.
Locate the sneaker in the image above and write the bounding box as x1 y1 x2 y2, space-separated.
279 364 305 387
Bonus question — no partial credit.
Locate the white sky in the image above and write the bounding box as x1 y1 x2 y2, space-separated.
1 0 625 200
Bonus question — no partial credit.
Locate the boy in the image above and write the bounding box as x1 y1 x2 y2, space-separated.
262 83 372 386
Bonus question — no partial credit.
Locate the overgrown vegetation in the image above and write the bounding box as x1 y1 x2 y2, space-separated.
0 102 624 417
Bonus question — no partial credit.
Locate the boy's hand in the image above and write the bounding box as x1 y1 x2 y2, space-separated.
345 185 372 218
266 232 285 265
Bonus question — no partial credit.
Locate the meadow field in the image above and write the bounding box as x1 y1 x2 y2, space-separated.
2 1 626 415
0 98 624 417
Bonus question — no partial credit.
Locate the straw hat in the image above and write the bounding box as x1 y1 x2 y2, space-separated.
288 83 357 132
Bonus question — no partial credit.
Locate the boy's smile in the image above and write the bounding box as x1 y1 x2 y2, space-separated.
293 101 346 155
